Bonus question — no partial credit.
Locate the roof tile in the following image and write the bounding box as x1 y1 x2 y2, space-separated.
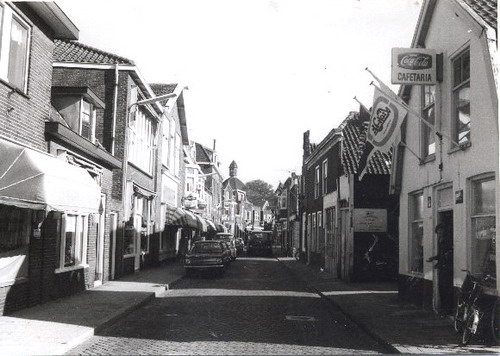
53 39 134 65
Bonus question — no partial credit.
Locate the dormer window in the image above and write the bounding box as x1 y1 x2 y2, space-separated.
51 87 105 143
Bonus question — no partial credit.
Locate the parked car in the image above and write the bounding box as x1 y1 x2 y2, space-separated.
215 232 237 260
247 231 273 256
184 240 230 276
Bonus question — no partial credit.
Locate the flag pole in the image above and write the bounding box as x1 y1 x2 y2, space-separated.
353 96 371 114
400 141 423 164
365 71 462 148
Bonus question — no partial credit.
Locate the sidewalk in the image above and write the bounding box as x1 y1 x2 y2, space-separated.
0 259 185 356
278 257 500 355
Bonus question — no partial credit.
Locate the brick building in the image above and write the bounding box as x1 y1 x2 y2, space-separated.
0 3 105 314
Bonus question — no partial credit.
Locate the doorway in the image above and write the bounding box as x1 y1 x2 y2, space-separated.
436 210 454 314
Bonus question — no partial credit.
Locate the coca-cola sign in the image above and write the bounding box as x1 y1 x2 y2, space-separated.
391 48 437 85
397 53 432 70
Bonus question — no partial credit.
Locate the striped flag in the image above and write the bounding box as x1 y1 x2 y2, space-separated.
358 86 407 180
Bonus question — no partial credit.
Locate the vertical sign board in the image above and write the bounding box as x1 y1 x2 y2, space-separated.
353 209 387 232
391 48 437 85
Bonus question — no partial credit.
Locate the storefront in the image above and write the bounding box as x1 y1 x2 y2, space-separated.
0 138 100 314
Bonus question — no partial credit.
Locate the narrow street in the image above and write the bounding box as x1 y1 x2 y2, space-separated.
68 258 388 355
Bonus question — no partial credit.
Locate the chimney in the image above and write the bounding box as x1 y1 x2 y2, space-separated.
213 139 216 151
303 130 311 159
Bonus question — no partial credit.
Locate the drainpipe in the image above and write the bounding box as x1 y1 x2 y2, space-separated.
111 64 119 156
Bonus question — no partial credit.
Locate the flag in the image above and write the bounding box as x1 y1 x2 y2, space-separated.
358 86 408 180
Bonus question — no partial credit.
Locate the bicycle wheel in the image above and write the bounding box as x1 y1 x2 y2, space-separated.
462 308 477 346
454 302 464 333
490 298 500 345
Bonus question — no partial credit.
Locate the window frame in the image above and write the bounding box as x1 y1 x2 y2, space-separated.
322 159 328 194
314 166 320 198
421 85 436 159
451 48 471 148
56 213 88 272
0 4 31 93
128 107 155 175
469 174 496 278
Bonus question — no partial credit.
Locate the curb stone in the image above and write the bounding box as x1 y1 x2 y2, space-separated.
278 259 400 354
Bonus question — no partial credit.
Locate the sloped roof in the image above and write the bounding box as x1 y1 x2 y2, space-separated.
53 39 134 65
222 176 245 191
462 0 497 31
341 113 391 176
150 83 178 96
195 142 212 163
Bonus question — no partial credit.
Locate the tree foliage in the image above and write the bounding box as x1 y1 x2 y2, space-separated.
243 180 275 207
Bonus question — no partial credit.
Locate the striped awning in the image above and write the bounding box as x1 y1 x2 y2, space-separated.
165 205 186 226
183 209 199 229
195 215 208 232
216 223 226 232
205 219 216 231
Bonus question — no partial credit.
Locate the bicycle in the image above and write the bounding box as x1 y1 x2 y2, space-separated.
456 271 498 346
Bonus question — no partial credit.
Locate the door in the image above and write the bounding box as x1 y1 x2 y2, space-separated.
95 194 106 287
436 210 454 314
110 212 117 280
340 208 349 280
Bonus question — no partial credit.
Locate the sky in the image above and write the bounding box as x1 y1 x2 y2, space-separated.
57 0 422 189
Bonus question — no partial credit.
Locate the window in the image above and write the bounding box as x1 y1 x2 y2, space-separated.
452 49 470 146
409 192 424 273
0 4 30 92
470 176 496 279
312 213 317 252
168 119 176 169
421 85 436 157
314 166 320 198
0 205 30 283
280 192 287 210
129 108 155 174
58 213 88 270
174 133 181 176
322 160 328 194
161 117 170 167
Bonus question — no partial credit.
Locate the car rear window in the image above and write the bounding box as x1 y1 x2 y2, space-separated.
191 243 222 253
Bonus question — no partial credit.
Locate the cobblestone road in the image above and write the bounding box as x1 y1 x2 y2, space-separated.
68 257 388 355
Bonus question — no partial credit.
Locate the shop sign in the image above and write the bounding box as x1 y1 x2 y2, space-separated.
391 48 437 85
353 209 387 232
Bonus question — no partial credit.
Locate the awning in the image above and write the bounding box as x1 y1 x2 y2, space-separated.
0 138 100 213
216 223 226 232
165 205 185 226
194 214 207 232
183 209 199 229
205 219 216 231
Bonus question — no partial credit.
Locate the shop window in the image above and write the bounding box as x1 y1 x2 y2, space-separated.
0 205 30 283
470 176 496 280
58 214 88 270
452 49 470 146
421 85 436 157
409 192 424 273
0 4 30 92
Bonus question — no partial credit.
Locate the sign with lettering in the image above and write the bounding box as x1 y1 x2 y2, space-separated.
391 48 437 85
353 209 387 232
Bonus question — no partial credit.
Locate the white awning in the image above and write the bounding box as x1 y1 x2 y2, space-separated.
0 138 101 213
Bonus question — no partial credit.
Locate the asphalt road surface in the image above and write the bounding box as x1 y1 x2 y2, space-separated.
68 257 388 355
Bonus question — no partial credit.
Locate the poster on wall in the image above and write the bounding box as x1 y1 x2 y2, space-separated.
353 209 387 232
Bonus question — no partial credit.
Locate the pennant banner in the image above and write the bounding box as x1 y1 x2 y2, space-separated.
359 86 407 180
